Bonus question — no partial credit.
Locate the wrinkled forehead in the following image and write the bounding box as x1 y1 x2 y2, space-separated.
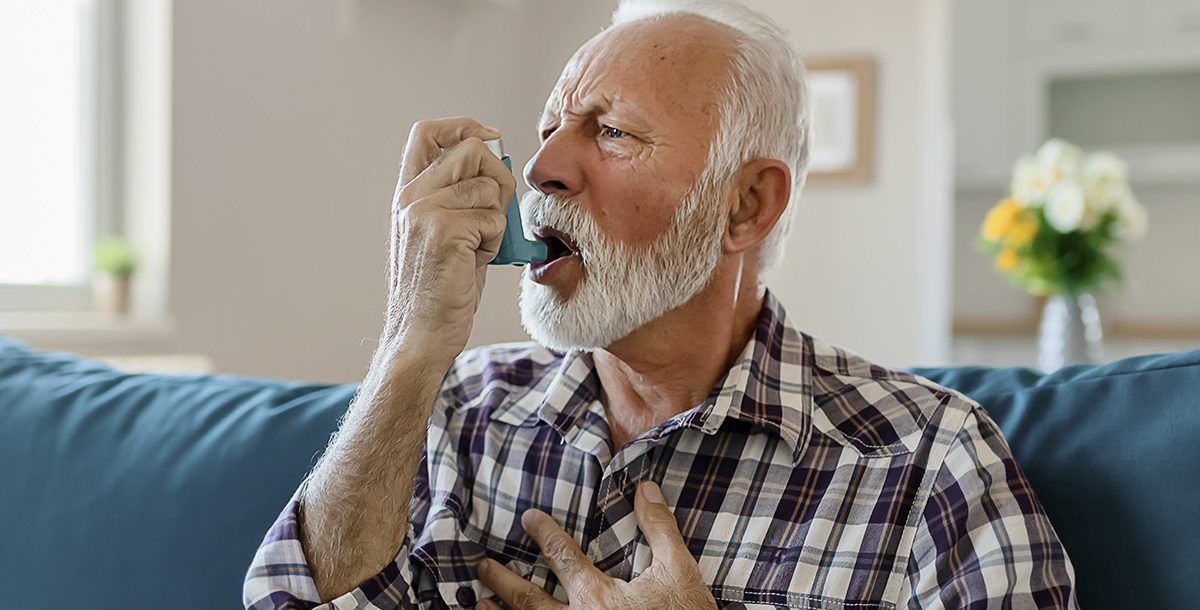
540 14 737 130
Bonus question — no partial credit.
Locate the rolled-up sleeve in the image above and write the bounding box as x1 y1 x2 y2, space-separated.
242 487 424 610
901 406 1079 609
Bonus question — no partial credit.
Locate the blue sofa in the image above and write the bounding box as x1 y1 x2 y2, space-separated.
1 332 1197 609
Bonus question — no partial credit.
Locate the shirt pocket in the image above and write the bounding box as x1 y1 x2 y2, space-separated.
696 541 898 610
410 506 551 608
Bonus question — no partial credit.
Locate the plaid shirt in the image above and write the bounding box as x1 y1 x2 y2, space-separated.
244 291 1077 609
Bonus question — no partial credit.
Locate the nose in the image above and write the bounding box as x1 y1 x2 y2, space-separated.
523 130 583 198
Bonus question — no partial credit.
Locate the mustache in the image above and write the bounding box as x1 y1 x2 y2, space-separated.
520 191 605 257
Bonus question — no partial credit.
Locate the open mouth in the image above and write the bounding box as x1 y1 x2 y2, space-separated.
533 226 581 265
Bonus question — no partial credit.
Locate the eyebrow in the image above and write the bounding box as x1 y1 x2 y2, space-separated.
538 94 653 133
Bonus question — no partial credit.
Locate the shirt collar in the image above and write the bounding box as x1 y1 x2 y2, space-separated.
490 290 815 465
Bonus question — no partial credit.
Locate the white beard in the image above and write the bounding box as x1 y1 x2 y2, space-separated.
518 166 729 352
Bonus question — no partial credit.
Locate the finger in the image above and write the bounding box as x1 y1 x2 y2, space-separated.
634 482 692 567
404 202 505 264
399 117 501 186
414 137 516 206
464 207 507 266
522 509 600 596
409 176 502 212
449 176 504 212
477 558 563 610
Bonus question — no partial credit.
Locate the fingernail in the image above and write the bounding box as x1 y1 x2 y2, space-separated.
477 558 490 577
522 508 543 525
642 482 665 504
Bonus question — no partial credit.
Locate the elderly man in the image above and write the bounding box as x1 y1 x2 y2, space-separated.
244 1 1077 608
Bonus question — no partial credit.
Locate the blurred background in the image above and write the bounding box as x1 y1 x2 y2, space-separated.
1 0 1196 383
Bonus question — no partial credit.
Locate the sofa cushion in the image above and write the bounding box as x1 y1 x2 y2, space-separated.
2 331 1197 610
912 349 1200 610
0 334 354 610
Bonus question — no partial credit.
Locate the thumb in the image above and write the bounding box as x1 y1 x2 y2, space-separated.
634 482 690 565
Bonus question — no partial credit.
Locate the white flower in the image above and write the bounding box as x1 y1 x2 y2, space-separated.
1082 151 1130 215
1044 182 1086 233
1114 196 1149 240
1083 151 1128 185
1011 155 1047 206
1036 138 1082 184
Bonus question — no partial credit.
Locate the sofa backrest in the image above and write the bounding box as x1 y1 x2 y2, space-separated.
913 349 1200 610
2 333 1198 609
0 334 354 609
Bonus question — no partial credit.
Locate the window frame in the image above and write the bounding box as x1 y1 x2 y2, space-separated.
0 0 123 313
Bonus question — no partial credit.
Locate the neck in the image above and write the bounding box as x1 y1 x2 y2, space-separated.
594 255 764 450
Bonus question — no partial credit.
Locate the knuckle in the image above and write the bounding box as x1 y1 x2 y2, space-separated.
481 178 501 199
640 511 673 533
541 536 574 564
473 213 502 242
456 177 499 208
449 180 471 199
462 136 486 153
649 511 677 529
513 589 540 610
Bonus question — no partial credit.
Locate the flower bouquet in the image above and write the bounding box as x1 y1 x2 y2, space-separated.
977 138 1148 371
977 138 1147 297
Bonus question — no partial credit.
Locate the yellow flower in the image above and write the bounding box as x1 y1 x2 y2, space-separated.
1005 215 1038 247
981 198 1022 242
995 249 1019 272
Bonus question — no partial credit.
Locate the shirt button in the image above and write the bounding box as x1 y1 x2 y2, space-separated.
455 585 477 607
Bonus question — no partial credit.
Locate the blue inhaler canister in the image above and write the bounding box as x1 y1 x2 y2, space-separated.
484 139 548 266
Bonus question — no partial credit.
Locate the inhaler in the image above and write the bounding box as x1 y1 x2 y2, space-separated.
484 139 549 266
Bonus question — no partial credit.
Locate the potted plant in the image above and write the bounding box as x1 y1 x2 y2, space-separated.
976 138 1148 372
93 237 138 317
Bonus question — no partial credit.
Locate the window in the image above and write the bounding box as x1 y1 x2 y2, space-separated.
0 0 116 312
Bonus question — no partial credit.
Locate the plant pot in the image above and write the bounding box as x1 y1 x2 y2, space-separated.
93 274 133 317
1037 292 1104 373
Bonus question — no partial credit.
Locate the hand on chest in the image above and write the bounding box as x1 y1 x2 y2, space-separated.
411 429 916 609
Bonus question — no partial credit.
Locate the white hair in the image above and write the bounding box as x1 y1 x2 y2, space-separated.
611 0 811 276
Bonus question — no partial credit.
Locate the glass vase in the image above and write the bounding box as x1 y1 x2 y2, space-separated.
1037 292 1104 373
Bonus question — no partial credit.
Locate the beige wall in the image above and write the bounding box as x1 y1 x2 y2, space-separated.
37 0 954 382
165 0 609 383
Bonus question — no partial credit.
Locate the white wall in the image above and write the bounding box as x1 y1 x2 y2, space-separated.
753 0 954 369
44 0 953 381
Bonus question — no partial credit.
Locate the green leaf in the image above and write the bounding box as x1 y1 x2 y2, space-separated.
94 237 138 276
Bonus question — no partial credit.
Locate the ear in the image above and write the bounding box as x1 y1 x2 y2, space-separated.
723 158 791 255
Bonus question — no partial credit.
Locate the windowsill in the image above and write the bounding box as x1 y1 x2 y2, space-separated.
0 311 176 346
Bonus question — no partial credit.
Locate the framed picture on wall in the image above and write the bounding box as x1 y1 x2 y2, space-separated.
804 57 876 185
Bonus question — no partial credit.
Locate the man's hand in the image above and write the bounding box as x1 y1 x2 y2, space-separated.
383 116 515 362
476 482 718 610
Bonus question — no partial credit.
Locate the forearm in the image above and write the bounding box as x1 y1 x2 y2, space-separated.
298 338 452 601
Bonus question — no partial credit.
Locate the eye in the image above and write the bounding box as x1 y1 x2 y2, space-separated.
539 126 557 141
600 125 627 139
